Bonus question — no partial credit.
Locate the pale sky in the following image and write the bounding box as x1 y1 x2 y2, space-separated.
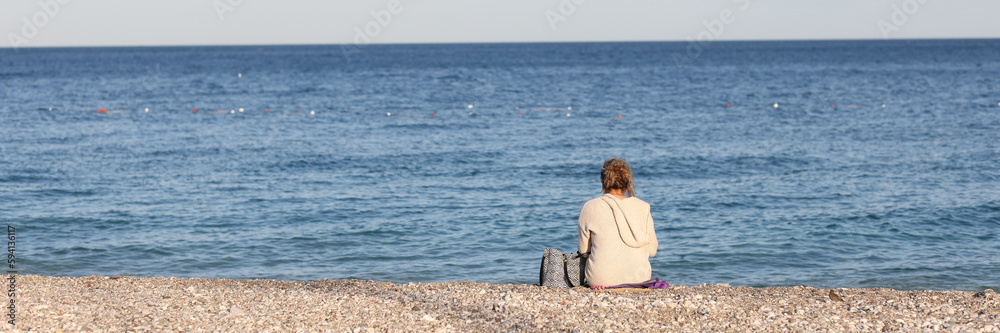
3 0 999 48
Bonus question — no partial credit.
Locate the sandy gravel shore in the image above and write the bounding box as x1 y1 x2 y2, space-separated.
11 275 1000 332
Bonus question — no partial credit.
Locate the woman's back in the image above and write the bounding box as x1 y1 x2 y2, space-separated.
578 193 658 287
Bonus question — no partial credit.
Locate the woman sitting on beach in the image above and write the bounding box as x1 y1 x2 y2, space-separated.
578 158 658 290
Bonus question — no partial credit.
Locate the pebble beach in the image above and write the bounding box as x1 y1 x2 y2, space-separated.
12 275 1000 332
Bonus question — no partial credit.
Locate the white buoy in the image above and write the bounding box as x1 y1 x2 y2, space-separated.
238 73 242 78
49 107 52 111
230 110 235 114
566 113 571 117
310 111 315 115
882 104 886 108
145 108 149 112
568 107 572 110
773 103 779 108
387 112 391 116
468 104 474 109
239 108 244 112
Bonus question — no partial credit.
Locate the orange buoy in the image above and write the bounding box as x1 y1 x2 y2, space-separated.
193 108 197 113
515 106 519 110
726 104 731 107
266 109 270 113
519 112 523 116
617 114 621 119
432 113 436 117
99 109 106 113
831 104 835 107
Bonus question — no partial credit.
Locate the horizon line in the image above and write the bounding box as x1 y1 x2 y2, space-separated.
3 37 999 50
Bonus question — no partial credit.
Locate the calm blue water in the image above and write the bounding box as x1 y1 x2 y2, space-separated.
2 40 999 291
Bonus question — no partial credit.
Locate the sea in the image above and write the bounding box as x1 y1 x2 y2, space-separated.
2 40 999 291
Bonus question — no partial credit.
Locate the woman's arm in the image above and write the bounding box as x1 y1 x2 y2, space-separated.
647 212 658 257
578 218 590 254
578 204 593 253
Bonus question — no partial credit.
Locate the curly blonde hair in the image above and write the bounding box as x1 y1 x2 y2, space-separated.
600 157 635 197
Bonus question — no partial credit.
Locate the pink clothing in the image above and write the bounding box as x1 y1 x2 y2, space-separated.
578 193 658 286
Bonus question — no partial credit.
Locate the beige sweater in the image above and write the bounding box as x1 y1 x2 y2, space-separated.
578 193 658 286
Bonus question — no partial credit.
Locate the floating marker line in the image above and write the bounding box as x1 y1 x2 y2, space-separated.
40 102 915 117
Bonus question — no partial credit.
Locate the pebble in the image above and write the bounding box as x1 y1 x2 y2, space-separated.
15 275 1000 332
